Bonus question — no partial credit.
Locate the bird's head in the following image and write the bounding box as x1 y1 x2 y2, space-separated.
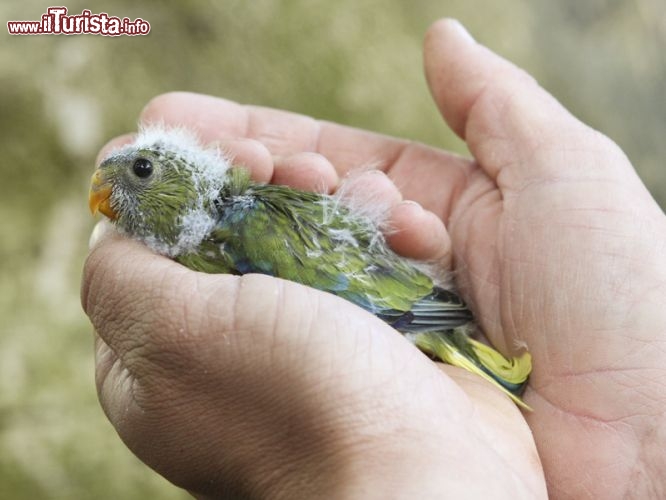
88 127 230 256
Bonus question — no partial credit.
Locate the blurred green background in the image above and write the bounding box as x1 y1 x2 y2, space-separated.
1 0 664 498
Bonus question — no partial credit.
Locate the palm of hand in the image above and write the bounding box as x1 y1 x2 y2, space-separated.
379 101 666 497
447 137 666 498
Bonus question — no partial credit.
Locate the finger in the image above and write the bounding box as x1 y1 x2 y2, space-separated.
385 201 452 266
336 169 403 207
140 92 321 156
218 138 274 183
81 231 414 383
140 92 410 174
81 232 214 375
140 92 408 174
272 152 339 193
95 134 135 165
334 171 451 264
140 92 446 183
423 19 617 184
139 92 476 221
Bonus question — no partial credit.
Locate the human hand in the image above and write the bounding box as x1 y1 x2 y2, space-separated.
83 53 546 498
82 17 666 499
421 20 666 498
82 171 544 498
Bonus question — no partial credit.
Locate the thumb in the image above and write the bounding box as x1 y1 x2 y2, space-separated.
81 229 484 495
81 227 419 381
423 19 628 187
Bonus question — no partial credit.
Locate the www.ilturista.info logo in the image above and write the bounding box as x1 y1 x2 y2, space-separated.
7 7 150 36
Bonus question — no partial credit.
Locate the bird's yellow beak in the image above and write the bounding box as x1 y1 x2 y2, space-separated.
88 169 117 220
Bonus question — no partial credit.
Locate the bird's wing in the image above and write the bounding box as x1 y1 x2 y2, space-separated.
205 177 439 318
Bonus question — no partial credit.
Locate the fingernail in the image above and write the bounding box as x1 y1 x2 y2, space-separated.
449 19 475 43
89 220 113 249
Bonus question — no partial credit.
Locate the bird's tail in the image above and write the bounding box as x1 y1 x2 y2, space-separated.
414 328 532 410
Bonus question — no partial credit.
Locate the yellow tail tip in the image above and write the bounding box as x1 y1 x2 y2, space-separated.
415 333 533 411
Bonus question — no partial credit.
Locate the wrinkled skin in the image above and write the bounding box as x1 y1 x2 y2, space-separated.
82 19 666 499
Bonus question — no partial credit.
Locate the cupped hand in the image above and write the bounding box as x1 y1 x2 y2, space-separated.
83 220 543 498
84 73 546 500
83 18 666 499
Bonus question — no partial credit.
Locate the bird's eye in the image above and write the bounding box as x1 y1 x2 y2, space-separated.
132 158 153 179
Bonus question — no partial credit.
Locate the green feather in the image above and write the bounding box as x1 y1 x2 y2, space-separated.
204 168 434 313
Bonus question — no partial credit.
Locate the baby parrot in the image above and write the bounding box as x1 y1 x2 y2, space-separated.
89 127 532 408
